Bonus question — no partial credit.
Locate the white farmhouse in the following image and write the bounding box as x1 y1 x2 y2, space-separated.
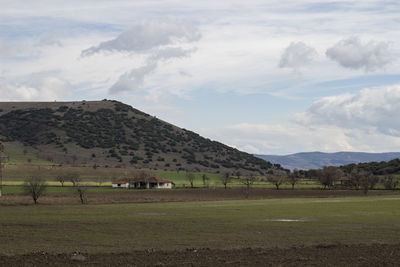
112 177 174 189
111 178 130 188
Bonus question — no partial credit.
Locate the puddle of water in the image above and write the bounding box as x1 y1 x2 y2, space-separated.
262 218 308 222
135 212 168 216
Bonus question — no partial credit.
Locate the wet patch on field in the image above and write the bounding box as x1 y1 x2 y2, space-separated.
261 218 310 222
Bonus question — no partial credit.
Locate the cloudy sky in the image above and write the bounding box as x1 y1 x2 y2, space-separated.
1 0 400 155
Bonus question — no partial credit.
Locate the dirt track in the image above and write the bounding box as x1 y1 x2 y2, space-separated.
1 188 397 206
1 244 399 266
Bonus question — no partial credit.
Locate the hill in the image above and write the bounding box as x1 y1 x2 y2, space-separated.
339 158 400 175
255 152 400 170
0 100 281 174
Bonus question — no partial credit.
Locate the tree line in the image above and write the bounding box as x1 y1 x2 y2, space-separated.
18 165 400 205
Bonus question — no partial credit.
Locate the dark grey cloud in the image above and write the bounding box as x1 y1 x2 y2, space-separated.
326 37 392 72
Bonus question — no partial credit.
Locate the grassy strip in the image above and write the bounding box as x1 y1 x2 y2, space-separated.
0 195 399 255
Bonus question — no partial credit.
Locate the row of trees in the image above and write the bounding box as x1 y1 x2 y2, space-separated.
25 175 87 205
309 166 399 193
186 167 399 194
21 165 400 205
186 170 297 190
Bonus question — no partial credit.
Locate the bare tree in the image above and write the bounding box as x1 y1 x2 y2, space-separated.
382 175 399 190
288 169 301 190
0 142 5 197
24 176 47 204
69 173 81 187
267 170 287 190
319 166 343 189
220 172 231 189
131 169 155 189
368 174 380 190
241 174 256 199
76 185 88 204
202 174 210 188
96 176 107 187
348 168 362 190
186 172 195 188
359 172 377 195
56 175 66 187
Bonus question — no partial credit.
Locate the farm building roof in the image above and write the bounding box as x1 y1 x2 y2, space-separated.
113 178 130 184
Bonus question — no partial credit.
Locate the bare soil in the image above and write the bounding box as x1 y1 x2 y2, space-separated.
1 244 399 266
1 188 397 206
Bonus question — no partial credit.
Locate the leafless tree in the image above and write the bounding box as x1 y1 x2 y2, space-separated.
267 170 287 190
220 172 231 189
382 175 399 190
186 172 195 188
202 174 210 188
56 175 66 187
241 174 256 199
76 185 88 204
348 168 363 190
367 175 379 190
24 176 47 204
358 172 377 195
96 176 107 187
288 169 301 190
69 173 81 187
131 169 155 188
0 142 5 197
319 166 343 189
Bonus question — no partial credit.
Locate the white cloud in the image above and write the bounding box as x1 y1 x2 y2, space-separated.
201 122 358 155
326 37 392 72
279 42 317 69
149 47 194 62
108 47 194 94
79 19 200 95
109 62 157 93
36 33 62 47
81 19 201 57
0 76 72 101
295 84 400 136
201 84 400 154
203 115 400 155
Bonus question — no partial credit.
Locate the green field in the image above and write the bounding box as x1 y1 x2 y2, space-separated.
1 163 321 189
1 195 399 255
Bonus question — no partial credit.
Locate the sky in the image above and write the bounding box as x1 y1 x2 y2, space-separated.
1 0 400 155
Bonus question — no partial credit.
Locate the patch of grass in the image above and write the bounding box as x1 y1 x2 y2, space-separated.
1 185 117 194
0 195 399 255
4 144 53 165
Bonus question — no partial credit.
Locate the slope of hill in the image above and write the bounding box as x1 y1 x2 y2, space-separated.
340 158 400 175
255 152 400 170
0 100 281 174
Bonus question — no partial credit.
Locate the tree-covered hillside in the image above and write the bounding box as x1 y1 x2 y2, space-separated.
0 100 282 174
340 158 400 175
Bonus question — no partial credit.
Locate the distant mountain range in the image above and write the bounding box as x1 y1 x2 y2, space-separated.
255 152 400 170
